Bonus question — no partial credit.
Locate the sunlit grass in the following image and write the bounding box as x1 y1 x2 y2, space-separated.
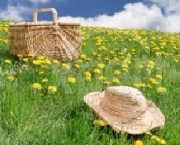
0 21 180 145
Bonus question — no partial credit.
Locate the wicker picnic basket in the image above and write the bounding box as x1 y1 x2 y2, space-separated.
9 8 82 61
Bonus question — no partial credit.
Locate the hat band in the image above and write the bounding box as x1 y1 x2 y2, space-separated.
101 101 149 123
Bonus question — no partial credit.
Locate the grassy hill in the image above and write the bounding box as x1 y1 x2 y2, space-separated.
0 21 180 145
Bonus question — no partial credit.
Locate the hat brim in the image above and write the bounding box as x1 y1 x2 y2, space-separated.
84 91 165 134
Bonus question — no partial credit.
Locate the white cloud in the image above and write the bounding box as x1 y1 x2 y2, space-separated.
0 4 32 21
59 2 180 32
29 0 50 4
148 0 180 15
0 0 58 21
162 14 180 32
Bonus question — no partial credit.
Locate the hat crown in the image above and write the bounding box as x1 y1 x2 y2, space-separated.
101 86 147 114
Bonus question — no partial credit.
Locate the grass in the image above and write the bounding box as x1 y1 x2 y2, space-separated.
0 21 180 145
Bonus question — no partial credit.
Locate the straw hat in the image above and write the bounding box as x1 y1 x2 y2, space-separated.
84 86 165 134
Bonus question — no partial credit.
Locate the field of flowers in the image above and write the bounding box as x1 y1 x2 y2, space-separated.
0 21 180 145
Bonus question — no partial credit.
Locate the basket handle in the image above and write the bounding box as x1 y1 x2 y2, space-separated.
33 8 58 24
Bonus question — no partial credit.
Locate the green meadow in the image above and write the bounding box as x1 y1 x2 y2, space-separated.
0 21 180 145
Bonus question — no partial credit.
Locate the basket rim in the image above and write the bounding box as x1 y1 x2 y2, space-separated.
9 22 81 27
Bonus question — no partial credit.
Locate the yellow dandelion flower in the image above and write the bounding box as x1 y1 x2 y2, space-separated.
32 83 42 90
93 68 101 74
80 54 87 59
110 50 114 54
98 45 106 51
23 58 28 62
127 53 132 58
33 60 42 66
122 63 128 68
122 68 128 72
134 140 143 145
85 76 91 82
132 49 136 52
84 72 91 78
1 39 8 44
28 53 35 57
156 74 162 79
151 135 159 140
42 78 48 83
105 57 110 62
124 59 131 65
7 75 15 81
151 135 161 142
103 81 110 85
97 54 101 59
98 63 105 69
37 56 45 60
159 139 166 145
4 59 11 64
147 60 155 69
76 59 83 64
17 54 23 58
145 131 152 136
140 83 146 88
113 69 121 75
74 64 80 68
112 78 120 84
93 51 97 56
133 83 140 88
52 59 59 64
146 83 152 88
86 57 91 61
67 77 76 83
147 63 154 69
44 59 51 65
62 63 70 69
149 77 159 84
98 76 106 81
48 85 57 93
114 57 119 62
155 51 162 56
133 83 146 88
157 87 166 93
93 119 108 126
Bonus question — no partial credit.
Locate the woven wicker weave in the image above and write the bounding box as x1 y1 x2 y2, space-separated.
9 8 82 61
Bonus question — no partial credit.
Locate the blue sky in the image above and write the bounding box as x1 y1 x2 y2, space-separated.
0 0 180 32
